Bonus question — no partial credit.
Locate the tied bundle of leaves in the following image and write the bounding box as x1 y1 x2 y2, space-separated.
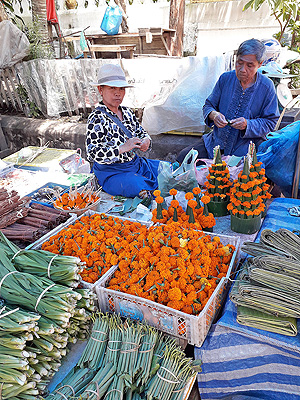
0 232 85 288
204 145 232 202
103 314 123 366
0 249 81 327
77 312 109 370
117 320 143 386
79 362 116 400
44 368 95 399
0 302 40 398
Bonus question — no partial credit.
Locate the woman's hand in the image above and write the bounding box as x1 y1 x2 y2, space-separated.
209 111 228 128
139 137 151 152
119 137 142 154
230 117 247 130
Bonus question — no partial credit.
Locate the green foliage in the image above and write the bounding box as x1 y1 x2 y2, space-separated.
287 61 300 89
243 0 300 48
23 20 54 60
16 84 42 118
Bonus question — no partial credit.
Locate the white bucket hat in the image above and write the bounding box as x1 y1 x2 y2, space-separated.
90 64 133 87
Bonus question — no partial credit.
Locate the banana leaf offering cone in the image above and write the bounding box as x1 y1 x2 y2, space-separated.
204 146 232 216
248 142 272 217
228 154 263 234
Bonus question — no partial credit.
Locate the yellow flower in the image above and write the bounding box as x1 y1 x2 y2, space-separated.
180 238 188 248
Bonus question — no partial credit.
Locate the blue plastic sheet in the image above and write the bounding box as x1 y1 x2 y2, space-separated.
257 121 300 198
195 198 300 400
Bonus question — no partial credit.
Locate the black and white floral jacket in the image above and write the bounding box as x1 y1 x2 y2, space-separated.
86 103 151 164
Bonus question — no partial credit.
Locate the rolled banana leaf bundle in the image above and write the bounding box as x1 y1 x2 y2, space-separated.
237 305 297 336
247 263 300 300
230 265 300 319
242 228 300 260
250 255 300 281
260 229 300 261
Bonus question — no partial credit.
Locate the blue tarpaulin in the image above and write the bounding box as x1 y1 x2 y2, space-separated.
195 198 300 400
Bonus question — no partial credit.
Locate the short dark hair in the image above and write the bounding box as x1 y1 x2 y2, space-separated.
236 39 265 63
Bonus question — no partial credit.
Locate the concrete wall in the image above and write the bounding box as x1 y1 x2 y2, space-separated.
0 115 201 162
14 0 279 56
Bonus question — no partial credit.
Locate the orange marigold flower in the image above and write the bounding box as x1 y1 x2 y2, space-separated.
171 200 179 208
168 287 182 301
153 190 161 197
155 196 164 204
201 195 211 205
185 192 194 200
192 187 201 195
188 199 197 209
169 189 178 196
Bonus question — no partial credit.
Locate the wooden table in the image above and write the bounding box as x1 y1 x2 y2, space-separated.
85 28 176 57
83 44 136 59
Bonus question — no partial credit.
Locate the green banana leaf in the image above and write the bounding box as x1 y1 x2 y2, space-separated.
237 305 297 336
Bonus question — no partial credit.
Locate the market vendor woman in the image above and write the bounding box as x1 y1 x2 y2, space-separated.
177 38 280 162
86 64 160 198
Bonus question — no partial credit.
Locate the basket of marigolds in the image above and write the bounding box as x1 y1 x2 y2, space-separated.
94 218 240 347
40 211 154 289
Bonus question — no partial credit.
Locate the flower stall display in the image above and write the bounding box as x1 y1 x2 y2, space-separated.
53 181 102 215
45 313 201 400
204 145 233 217
42 213 234 296
151 189 216 232
227 152 266 234
105 220 236 316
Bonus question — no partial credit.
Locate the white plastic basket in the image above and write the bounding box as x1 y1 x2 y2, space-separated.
26 210 153 288
95 233 240 347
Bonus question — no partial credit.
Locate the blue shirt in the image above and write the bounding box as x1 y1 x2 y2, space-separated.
202 70 279 158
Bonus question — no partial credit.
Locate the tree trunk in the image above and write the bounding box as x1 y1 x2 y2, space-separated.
31 0 49 45
115 0 129 33
169 0 185 57
0 1 9 22
291 13 300 48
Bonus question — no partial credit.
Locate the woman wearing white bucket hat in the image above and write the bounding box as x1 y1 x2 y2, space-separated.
86 63 160 198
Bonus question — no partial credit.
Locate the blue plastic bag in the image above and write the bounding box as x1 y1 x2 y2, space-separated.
257 121 300 197
100 5 122 36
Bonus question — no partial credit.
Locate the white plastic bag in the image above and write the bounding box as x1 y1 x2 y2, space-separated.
0 20 30 69
59 149 90 174
142 55 226 134
157 149 199 197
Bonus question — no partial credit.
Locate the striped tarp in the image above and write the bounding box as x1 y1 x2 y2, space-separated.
195 197 300 399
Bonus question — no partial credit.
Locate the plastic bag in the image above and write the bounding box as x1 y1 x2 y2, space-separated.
257 121 300 197
142 55 226 134
195 155 244 186
100 5 122 36
0 20 30 69
157 148 199 197
59 149 91 174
